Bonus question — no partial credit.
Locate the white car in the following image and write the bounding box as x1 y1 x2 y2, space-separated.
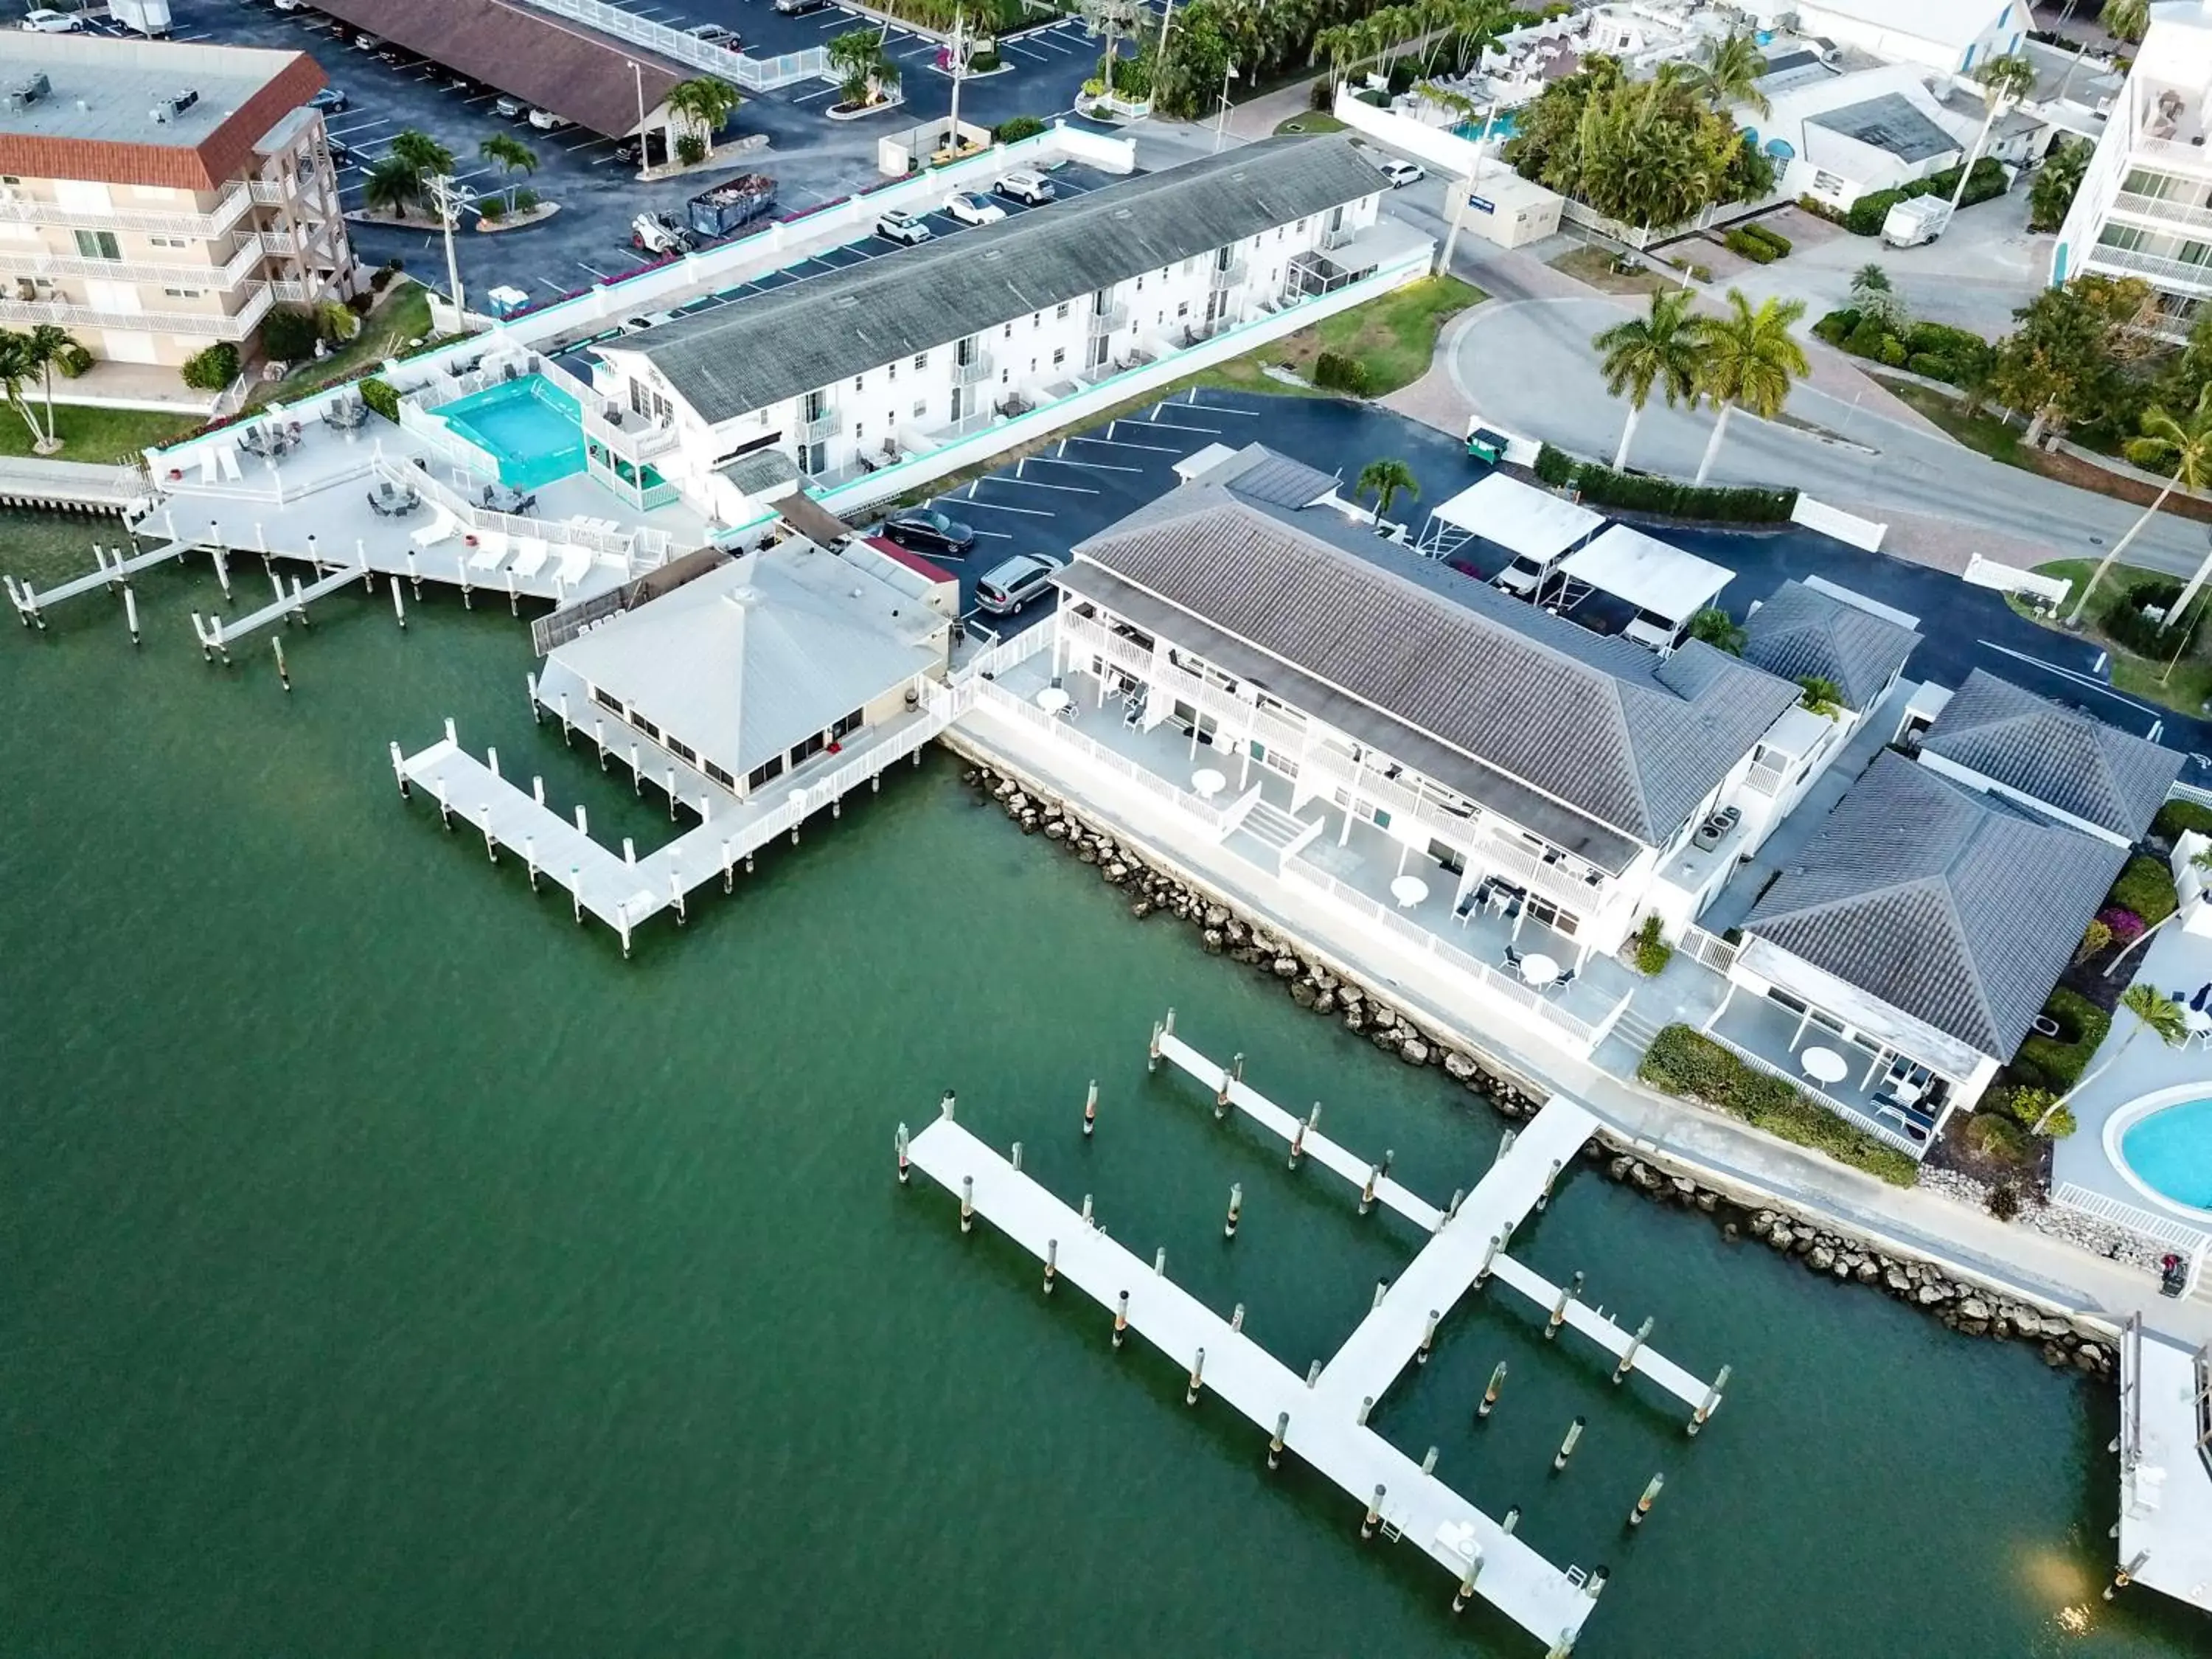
1379 159 1425 188
19 8 83 30
272 0 307 9
875 209 932 246
526 107 572 131
943 189 1006 227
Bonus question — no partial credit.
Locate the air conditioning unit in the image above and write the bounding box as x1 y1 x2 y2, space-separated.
150 87 200 122
7 73 51 113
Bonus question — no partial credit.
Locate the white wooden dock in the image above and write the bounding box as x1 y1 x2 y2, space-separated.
4 538 196 627
2115 1319 2212 1613
1152 1029 1717 1412
902 1030 1731 1651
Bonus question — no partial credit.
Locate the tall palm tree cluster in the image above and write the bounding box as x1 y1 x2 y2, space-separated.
1590 286 1809 484
828 29 902 109
1150 0 1507 120
0 324 80 455
1507 39 1775 232
361 128 456 220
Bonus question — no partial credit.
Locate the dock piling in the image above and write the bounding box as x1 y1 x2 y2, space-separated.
1500 1506 1520 1536
1380 1148 1395 1180
896 1122 911 1184
389 741 408 798
1688 1364 1731 1436
1306 1359 1321 1389
1153 1246 1166 1277
479 804 496 863
1586 1568 1609 1601
573 804 588 836
1079 1193 1093 1227
124 585 139 646
1290 1102 1317 1168
2105 1550 2149 1601
1613 1317 1655 1384
1476 1233 1500 1284
524 836 538 891
1359 1164 1379 1215
1545 1273 1583 1340
435 777 452 830
630 743 641 795
1043 1237 1057 1293
1010 1141 1023 1173
1147 1020 1162 1071
940 1090 956 1121
532 776 545 807
722 838 735 894
1113 1290 1129 1347
271 636 290 692
1495 1127 1517 1166
1360 1484 1384 1540
1452 1545 1484 1613
1185 1347 1204 1405
1536 1158 1562 1211
1357 1396 1374 1425
1421 1445 1438 1476
1628 1473 1663 1528
616 901 631 959
666 765 678 820
1416 1308 1439 1365
392 581 406 629
1230 1302 1245 1333
570 869 581 923
559 692 571 744
1445 1187 1465 1224
486 746 499 780
670 864 686 925
1552 1417 1585 1472
1371 1280 1388 1312
960 1175 974 1234
1268 1412 1287 1469
623 837 636 866
1222 1182 1242 1239
1478 1361 1506 1420
1082 1078 1097 1137
595 719 608 771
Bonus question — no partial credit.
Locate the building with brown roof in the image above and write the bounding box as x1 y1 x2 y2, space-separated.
0 34 358 391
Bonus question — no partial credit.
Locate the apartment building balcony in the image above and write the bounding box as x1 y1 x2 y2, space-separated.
798 406 839 442
1085 302 1128 336
0 237 265 291
0 280 274 339
2081 241 2212 294
1704 990 1945 1159
1208 257 1248 290
2108 189 2212 233
950 350 994 387
0 179 257 240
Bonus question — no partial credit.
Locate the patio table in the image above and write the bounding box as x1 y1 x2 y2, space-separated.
1034 687 1072 717
1389 876 1429 909
1191 768 1227 800
1800 1046 1848 1085
1519 952 1559 988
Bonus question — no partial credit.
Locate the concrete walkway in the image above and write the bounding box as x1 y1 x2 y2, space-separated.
948 700 2212 1350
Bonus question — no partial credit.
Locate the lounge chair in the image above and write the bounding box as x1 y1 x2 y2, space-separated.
554 544 591 587
409 507 458 549
467 529 510 573
509 537 550 579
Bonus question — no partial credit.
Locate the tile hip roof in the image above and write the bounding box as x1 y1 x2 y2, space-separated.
620 136 1386 425
1068 487 1800 846
1919 669 2183 840
1739 579 1919 713
307 0 688 139
1743 751 2128 1057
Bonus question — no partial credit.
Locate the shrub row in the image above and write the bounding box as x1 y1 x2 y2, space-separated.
1313 350 1371 396
179 341 240 392
358 376 401 424
1843 157 2008 236
2154 799 2212 841
1533 442 1796 522
993 114 1046 142
2008 987 2112 1094
1638 1025 1921 1186
2109 853 2180 928
1723 221 1791 263
1812 308 1995 387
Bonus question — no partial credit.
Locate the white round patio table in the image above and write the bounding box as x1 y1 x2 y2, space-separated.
1800 1046 1849 1086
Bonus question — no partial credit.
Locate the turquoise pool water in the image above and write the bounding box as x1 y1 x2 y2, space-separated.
2121 1098 2212 1213
438 375 586 491
1452 110 1518 142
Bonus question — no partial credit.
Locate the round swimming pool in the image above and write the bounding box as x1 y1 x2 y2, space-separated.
2108 1087 2212 1220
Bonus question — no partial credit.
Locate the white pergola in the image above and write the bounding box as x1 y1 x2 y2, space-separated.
1413 473 1603 594
1548 525 1734 649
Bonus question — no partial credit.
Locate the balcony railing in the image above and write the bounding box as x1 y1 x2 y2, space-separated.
1085 302 1127 336
1321 225 1356 251
1707 1029 1925 1158
798 406 838 442
0 236 265 291
1471 830 1609 913
950 350 993 386
1208 257 1248 289
0 180 256 239
1742 757 1790 798
2081 241 2212 292
2110 189 2212 232
0 280 273 339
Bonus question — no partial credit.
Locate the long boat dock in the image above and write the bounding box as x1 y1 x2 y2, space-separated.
2114 1318 2212 1613
192 559 378 655
902 1030 1731 1652
1151 1023 1717 1411
4 538 197 627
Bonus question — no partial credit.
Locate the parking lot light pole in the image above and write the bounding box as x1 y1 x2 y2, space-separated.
428 173 468 330
1214 62 1239 152
627 59 649 175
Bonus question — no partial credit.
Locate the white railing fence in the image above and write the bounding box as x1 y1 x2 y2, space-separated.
1790 495 1886 552
2050 1181 2212 1255
1678 925 1739 975
517 0 829 87
1706 1029 1924 1158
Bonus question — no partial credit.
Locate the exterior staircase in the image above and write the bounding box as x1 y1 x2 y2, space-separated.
1234 798 1327 871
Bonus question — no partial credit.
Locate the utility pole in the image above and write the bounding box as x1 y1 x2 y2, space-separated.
627 58 649 174
1437 97 1495 276
428 172 469 330
946 8 970 154
1214 60 1238 150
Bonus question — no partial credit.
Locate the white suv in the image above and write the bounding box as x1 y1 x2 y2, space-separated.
994 169 1055 206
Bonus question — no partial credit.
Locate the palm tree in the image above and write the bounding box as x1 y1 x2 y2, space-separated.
1689 30 1768 117
361 154 420 218
2101 0 2149 41
0 329 53 452
477 133 537 217
24 323 73 453
387 128 454 190
2032 981 2187 1134
1593 288 1702 471
1688 290 1806 487
2066 384 2212 625
664 75 741 159
829 28 900 108
1357 456 1419 521
1686 606 1745 654
1084 0 1141 97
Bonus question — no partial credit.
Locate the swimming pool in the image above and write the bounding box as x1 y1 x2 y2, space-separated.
2106 1085 2212 1221
437 375 586 492
1452 109 1519 142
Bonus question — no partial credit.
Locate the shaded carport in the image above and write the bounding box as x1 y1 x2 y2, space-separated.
1412 471 1603 594
310 0 689 145
1548 524 1733 650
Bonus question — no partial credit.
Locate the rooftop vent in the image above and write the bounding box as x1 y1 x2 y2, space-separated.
5 73 50 114
150 86 199 123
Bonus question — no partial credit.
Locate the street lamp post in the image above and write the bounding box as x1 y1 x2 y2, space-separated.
428 172 467 327
627 58 649 175
1214 60 1239 151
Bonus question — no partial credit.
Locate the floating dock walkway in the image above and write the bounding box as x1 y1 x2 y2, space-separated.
900 1020 1730 1653
2112 1317 2212 1613
4 537 198 628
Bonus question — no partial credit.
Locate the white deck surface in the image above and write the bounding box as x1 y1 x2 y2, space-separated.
2118 1326 2212 1613
906 1112 1604 1649
1155 1032 1713 1412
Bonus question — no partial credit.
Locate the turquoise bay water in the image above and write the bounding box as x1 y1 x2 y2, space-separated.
2121 1099 2212 1214
439 374 587 490
1 516 2206 1656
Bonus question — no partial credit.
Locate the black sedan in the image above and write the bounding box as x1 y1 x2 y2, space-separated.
880 507 975 557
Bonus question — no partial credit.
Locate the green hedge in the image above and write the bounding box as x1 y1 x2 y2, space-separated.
1638 1025 1921 1186
1723 226 1779 263
179 341 240 392
2154 799 2212 841
1313 350 1371 396
2110 854 2180 927
358 376 401 423
2009 988 2111 1092
1843 157 2008 235
1534 442 1796 522
994 114 1046 142
1815 308 1993 386
2104 577 2203 661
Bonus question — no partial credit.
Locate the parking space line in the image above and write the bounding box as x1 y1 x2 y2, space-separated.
998 467 1098 493
791 84 841 101
1033 451 1141 473
1142 415 1226 435
1180 397 1260 417
951 498 1056 517
1096 425 1186 449
1004 41 1050 60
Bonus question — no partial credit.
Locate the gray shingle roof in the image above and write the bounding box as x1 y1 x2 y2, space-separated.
1740 580 1919 712
1920 669 2183 840
618 136 1384 425
1743 751 2128 1057
1213 444 1341 508
1064 484 1801 847
1809 92 1958 163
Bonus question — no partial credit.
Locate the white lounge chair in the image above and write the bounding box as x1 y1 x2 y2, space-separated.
509 536 550 579
555 544 591 587
409 506 458 549
468 529 510 572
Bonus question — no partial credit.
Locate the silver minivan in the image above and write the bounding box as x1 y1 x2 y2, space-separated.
975 553 1062 615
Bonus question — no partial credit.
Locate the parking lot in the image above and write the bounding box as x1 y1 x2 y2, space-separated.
149 0 1108 302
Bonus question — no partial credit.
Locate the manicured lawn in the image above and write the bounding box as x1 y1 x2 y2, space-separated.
1211 274 1484 397
2008 557 2212 718
0 400 200 465
1549 244 1677 296
248 282 434 410
1274 112 1346 135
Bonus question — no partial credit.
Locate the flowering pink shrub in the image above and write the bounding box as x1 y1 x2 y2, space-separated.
2098 905 2146 944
